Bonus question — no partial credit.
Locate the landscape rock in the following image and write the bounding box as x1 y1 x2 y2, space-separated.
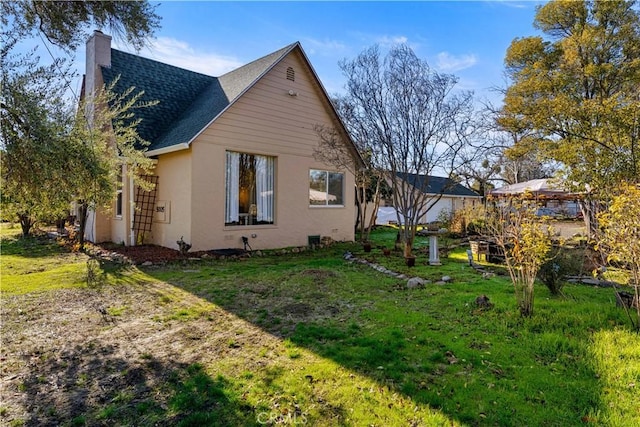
407 277 428 289
441 275 452 283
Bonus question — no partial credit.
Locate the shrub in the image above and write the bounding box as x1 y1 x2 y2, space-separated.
538 246 585 295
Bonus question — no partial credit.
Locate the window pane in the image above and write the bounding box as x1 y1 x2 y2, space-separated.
309 169 327 205
226 151 275 226
116 192 123 216
328 172 344 205
115 166 123 216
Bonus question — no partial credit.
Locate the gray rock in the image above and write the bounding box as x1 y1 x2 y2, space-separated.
407 277 428 289
141 261 153 266
441 275 452 283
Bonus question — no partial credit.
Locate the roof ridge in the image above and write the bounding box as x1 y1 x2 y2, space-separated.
219 42 299 79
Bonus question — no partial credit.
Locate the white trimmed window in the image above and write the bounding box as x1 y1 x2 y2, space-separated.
225 151 275 226
309 169 344 206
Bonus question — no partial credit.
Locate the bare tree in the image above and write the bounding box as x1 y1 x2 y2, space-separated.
314 94 389 243
339 44 476 258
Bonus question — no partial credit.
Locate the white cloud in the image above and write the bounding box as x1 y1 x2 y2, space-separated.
486 0 530 9
435 52 478 72
375 35 409 47
115 37 243 76
303 37 347 56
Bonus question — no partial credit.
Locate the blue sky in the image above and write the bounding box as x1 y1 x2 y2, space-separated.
27 1 546 106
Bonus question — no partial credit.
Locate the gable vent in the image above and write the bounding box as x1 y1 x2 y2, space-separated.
286 66 295 81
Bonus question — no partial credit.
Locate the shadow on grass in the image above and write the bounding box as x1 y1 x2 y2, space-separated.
16 340 258 427
0 233 68 259
137 243 624 426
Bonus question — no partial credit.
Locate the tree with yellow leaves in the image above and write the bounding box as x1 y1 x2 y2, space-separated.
597 183 640 331
487 195 554 317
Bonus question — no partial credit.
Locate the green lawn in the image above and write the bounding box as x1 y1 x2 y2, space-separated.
2 225 639 426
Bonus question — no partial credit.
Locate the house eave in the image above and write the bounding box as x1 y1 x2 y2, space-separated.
145 142 190 157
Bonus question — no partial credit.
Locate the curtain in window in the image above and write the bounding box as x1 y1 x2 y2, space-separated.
225 151 240 223
255 155 274 222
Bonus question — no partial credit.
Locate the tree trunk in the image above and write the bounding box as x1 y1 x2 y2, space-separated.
403 235 414 258
354 188 362 236
359 182 368 242
18 213 33 237
579 199 599 240
364 178 382 242
77 202 89 250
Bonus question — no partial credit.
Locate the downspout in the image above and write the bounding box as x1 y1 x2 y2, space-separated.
129 174 136 246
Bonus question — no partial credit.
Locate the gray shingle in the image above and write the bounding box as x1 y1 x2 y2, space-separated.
397 172 480 197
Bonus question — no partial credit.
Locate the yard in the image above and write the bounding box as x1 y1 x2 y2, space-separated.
1 224 639 426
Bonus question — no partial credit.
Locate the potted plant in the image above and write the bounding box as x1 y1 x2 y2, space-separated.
363 241 372 252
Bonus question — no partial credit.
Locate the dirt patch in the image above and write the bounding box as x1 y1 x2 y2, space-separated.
0 282 278 426
280 302 314 316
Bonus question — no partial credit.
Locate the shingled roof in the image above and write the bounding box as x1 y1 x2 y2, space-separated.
101 43 298 153
397 172 481 197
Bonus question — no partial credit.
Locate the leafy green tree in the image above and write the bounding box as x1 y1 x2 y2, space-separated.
1 43 155 243
71 82 156 249
499 0 640 233
0 43 76 235
1 0 160 52
1 0 160 242
339 44 476 258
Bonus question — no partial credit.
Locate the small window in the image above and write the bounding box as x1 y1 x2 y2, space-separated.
115 165 123 217
309 169 344 206
286 66 295 81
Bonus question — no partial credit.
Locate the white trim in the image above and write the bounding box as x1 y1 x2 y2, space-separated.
145 142 190 157
129 174 135 246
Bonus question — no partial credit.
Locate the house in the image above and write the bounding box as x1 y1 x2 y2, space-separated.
83 31 362 251
376 173 482 225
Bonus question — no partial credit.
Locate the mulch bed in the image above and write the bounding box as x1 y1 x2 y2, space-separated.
93 243 247 265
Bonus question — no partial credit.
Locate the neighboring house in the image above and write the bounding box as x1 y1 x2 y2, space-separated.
489 178 582 218
376 173 482 225
83 31 362 251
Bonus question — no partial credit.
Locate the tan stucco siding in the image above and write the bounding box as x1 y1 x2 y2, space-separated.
149 150 192 250
187 51 356 251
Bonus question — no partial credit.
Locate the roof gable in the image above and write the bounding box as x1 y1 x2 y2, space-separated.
101 43 299 153
397 173 481 197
